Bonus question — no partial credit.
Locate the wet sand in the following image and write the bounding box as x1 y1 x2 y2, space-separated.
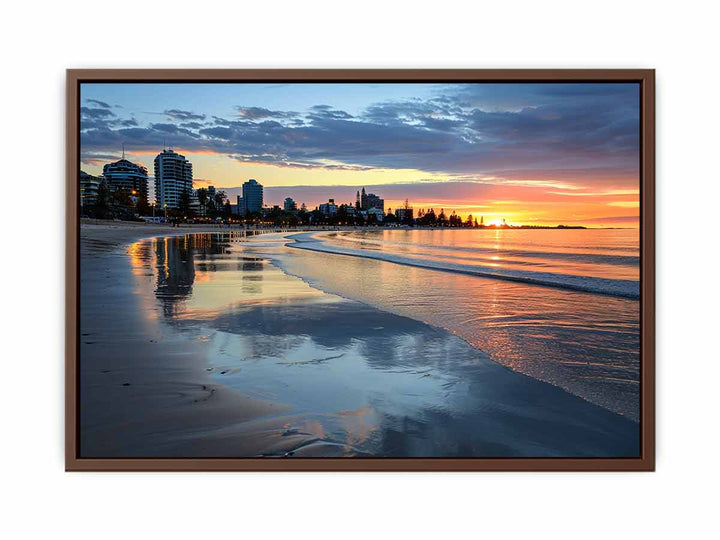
79 222 639 458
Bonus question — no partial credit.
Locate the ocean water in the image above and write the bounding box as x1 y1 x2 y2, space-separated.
272 229 641 420
289 229 640 298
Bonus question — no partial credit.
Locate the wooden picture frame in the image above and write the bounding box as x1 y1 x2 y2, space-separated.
66 69 654 471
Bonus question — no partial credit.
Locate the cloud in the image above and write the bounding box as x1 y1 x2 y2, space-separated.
236 106 298 120
308 105 354 120
81 106 115 119
230 154 373 171
86 99 111 108
180 121 204 130
608 201 640 208
164 109 206 121
80 83 640 185
80 152 122 166
150 123 196 136
252 179 639 210
566 215 640 224
80 107 121 130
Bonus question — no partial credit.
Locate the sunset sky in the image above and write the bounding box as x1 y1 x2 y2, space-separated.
80 82 640 226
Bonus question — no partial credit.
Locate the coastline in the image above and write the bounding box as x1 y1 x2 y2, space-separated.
79 221 639 457
286 231 640 299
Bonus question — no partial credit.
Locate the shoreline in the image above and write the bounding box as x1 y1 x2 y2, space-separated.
79 218 634 245
287 231 640 299
79 222 640 457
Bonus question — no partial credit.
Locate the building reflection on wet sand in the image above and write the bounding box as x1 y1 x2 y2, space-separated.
153 234 225 317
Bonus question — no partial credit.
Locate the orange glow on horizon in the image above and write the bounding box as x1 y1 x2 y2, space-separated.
82 149 639 228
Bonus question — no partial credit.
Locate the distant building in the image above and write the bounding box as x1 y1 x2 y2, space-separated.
189 191 202 216
343 204 356 218
284 197 297 212
242 179 263 214
319 198 338 216
360 187 384 212
102 157 149 205
366 194 384 211
79 171 102 208
236 195 246 216
395 200 414 223
367 207 385 221
395 207 414 223
154 149 193 209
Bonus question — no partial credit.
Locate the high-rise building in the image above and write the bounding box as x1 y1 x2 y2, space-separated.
79 171 102 208
284 197 297 212
102 157 149 204
154 149 193 209
242 179 263 214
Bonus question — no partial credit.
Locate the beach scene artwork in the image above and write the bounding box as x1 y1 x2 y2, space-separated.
79 82 640 458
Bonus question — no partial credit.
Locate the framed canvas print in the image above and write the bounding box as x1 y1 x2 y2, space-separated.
66 69 654 471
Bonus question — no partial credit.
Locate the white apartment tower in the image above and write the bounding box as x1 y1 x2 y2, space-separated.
154 149 193 209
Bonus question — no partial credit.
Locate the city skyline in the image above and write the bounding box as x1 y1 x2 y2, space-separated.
80 83 640 226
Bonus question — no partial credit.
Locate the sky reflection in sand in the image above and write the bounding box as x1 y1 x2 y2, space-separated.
121 233 639 457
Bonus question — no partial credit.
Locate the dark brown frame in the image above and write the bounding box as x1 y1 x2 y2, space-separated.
66 69 655 471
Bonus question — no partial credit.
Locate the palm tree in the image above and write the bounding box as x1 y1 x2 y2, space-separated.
214 190 227 209
196 188 208 216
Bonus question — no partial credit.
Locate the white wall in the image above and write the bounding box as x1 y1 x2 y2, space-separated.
1 1 717 538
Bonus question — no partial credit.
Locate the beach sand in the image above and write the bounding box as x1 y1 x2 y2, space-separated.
80 221 312 457
79 221 639 458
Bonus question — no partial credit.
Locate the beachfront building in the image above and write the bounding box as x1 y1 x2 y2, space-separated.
366 193 384 211
79 170 102 209
342 204 356 218
102 157 149 205
319 198 338 216
154 149 193 210
367 207 385 222
189 191 202 216
242 179 263 214
360 187 384 212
